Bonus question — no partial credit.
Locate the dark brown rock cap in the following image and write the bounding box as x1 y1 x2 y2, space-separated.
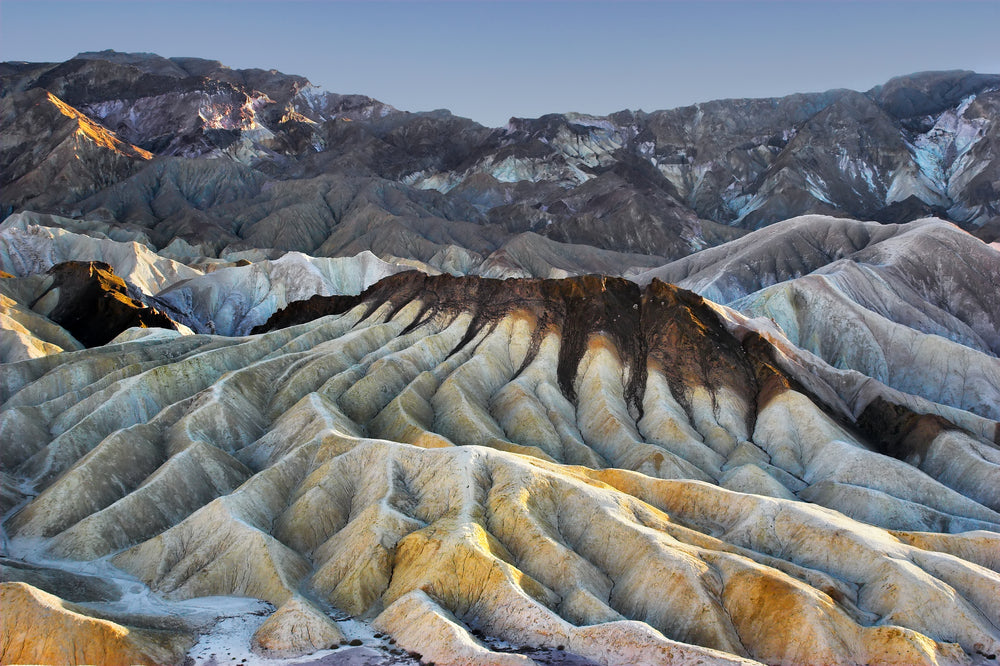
34 260 180 347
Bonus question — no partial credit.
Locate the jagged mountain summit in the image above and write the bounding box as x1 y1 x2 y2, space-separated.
2 52 998 270
1 50 1000 666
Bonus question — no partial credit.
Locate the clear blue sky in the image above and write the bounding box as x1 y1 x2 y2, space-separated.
1 0 998 127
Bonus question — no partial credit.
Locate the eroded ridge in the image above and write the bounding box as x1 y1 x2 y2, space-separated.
2 273 999 666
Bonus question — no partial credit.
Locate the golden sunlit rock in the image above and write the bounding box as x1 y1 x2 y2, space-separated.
0 582 192 666
250 595 343 658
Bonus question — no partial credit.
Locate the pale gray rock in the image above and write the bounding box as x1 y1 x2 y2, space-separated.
634 216 1000 419
0 212 203 295
154 250 410 335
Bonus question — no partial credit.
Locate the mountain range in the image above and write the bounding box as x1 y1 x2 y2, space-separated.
1 51 999 666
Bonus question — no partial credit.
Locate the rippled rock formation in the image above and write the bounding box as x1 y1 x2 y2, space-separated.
635 215 1000 424
3 272 998 666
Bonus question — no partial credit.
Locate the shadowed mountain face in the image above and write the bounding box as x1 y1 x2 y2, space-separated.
28 261 182 346
2 50 1000 666
2 52 998 268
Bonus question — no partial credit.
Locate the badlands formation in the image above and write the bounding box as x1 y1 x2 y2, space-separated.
2 235 1000 665
1 51 999 666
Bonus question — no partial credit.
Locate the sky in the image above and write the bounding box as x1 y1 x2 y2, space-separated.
1 0 998 127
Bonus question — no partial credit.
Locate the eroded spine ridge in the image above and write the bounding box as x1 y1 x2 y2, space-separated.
3 271 999 666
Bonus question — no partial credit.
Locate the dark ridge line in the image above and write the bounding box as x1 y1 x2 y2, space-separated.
255 273 737 421
856 396 988 457
251 271 986 448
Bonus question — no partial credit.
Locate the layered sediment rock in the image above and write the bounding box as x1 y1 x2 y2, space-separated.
3 272 997 666
0 582 193 666
0 212 202 294
3 49 999 666
249 595 344 658
635 215 1000 423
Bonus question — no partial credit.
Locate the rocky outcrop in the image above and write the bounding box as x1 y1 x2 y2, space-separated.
0 582 193 666
29 261 182 346
249 595 343 658
0 211 203 294
0 88 152 213
2 50 1000 666
0 284 83 362
634 216 1000 421
153 250 410 335
253 272 780 419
